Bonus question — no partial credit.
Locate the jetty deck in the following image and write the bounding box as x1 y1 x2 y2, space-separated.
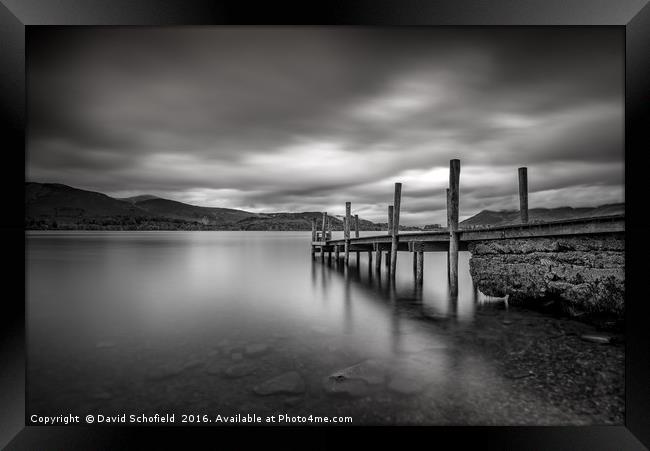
310 159 624 293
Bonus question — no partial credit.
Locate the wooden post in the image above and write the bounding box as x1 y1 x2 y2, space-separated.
344 202 351 265
354 214 360 262
386 206 393 268
311 218 316 257
334 244 340 262
374 243 382 272
518 167 528 224
446 188 450 279
390 183 402 277
448 160 460 297
321 212 327 242
416 251 424 285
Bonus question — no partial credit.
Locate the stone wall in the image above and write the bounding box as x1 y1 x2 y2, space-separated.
468 235 624 316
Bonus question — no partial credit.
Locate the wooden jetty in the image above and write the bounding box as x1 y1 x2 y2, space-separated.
310 159 625 291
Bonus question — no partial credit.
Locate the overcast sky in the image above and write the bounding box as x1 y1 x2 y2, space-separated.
27 27 623 225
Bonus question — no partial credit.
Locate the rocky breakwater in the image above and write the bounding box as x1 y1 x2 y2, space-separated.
468 234 624 317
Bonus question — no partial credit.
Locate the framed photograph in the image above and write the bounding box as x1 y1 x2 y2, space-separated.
2 0 649 449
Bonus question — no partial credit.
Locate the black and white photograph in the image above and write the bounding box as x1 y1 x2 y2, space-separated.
26 26 625 426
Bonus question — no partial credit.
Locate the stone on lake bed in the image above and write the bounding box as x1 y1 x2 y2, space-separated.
205 362 225 375
231 352 244 361
580 334 611 344
322 377 370 398
328 360 389 386
224 363 257 378
244 343 270 357
254 371 306 395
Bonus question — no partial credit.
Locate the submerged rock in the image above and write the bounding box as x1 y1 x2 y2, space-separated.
322 377 370 398
205 362 225 376
224 363 257 378
244 343 270 357
580 334 611 344
254 371 305 395
231 352 244 361
328 360 388 386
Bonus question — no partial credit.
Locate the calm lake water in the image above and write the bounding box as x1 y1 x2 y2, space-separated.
26 231 624 425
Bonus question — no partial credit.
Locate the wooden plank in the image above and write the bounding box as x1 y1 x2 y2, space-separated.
519 167 528 224
390 183 402 276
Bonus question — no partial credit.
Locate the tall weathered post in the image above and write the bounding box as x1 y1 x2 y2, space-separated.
344 202 351 265
321 212 327 261
518 167 528 224
354 214 360 262
311 218 316 258
386 205 394 268
446 188 450 279
390 183 402 277
448 160 460 297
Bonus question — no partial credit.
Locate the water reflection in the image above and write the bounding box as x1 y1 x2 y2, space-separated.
27 231 623 425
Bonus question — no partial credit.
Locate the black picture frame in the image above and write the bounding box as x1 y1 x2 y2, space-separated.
1 1 649 449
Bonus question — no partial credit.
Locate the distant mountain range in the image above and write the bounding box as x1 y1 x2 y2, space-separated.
25 182 623 231
459 204 624 228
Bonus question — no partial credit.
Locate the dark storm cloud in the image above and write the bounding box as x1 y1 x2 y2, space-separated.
27 27 623 224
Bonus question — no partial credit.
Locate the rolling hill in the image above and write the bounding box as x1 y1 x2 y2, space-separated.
460 204 624 228
25 182 624 231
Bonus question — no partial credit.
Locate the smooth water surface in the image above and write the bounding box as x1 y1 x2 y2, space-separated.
27 231 623 425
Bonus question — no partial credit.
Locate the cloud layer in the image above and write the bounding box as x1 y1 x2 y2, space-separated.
27 27 624 224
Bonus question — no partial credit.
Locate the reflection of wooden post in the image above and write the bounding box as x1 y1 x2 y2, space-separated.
416 251 424 285
390 183 402 277
344 202 351 265
412 244 417 274
386 206 393 268
518 167 528 224
448 160 460 297
374 243 382 272
354 214 360 262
